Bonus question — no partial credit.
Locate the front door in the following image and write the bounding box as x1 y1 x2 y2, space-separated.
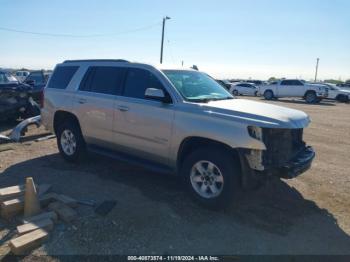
113 67 174 165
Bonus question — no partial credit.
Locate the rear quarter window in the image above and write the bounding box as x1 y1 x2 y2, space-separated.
47 66 79 89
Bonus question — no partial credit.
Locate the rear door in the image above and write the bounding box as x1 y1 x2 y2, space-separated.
278 80 304 97
113 67 174 164
278 80 293 97
73 66 125 148
243 84 256 95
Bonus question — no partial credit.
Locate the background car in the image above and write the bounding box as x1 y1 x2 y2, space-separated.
259 79 328 103
215 79 232 90
0 70 40 121
24 70 50 107
15 71 30 82
229 82 258 96
323 83 350 102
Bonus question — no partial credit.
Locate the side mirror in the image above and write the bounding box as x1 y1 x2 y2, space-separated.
145 88 171 103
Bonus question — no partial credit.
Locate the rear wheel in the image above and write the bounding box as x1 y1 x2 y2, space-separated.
305 91 317 103
56 120 86 162
264 90 274 100
232 90 239 96
181 148 240 209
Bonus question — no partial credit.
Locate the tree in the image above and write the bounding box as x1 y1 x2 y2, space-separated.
324 79 343 85
268 77 278 82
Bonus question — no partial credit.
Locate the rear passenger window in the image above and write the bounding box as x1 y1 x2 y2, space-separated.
47 66 78 89
123 68 164 100
79 66 124 95
281 80 291 85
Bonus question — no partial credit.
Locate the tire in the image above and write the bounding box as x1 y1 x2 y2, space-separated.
305 91 317 103
254 91 258 96
264 90 274 100
232 90 239 96
56 120 86 162
336 94 349 103
181 147 241 209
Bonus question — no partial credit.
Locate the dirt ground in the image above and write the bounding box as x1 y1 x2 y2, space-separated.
0 97 350 256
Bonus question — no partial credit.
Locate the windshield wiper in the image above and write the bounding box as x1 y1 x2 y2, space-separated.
211 97 234 101
188 98 212 103
188 97 234 103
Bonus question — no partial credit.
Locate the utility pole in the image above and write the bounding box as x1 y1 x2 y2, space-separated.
314 58 319 82
160 16 171 64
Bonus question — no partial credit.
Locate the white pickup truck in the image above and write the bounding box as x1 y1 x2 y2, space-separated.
259 79 328 103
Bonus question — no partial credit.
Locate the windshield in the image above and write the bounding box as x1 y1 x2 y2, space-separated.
162 70 233 102
0 73 18 84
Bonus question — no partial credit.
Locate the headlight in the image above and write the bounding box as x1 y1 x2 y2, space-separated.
247 126 263 141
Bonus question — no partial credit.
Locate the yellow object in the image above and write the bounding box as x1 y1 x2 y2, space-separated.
24 177 41 217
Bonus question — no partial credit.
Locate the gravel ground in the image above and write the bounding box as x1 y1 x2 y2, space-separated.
0 97 350 256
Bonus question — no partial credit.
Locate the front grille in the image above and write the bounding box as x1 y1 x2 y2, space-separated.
262 128 305 167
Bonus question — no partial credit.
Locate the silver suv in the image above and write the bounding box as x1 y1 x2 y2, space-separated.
42 59 315 208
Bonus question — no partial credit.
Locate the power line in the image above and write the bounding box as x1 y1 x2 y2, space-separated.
0 22 162 38
167 38 176 64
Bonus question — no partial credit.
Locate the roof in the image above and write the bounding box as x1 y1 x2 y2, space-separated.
63 59 129 63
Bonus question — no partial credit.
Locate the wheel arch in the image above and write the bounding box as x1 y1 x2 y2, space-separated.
303 89 316 98
53 110 82 135
176 136 240 173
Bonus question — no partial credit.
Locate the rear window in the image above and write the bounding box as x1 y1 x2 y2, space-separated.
27 73 45 84
47 66 78 89
79 66 125 95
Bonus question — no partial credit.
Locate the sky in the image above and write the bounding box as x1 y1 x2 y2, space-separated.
0 0 349 80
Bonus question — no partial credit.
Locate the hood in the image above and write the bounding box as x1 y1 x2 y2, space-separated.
202 99 310 129
0 83 32 92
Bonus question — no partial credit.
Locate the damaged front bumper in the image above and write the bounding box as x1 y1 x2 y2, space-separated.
241 145 315 180
263 146 315 179
242 127 315 180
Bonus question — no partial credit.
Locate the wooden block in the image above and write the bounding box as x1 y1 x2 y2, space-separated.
17 218 53 235
54 194 78 208
0 184 53 219
0 184 48 201
48 202 77 223
23 211 58 224
1 198 24 219
9 228 49 255
0 185 25 201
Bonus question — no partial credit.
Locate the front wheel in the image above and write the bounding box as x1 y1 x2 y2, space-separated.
181 148 241 209
336 94 349 103
305 91 317 103
264 90 274 100
232 90 239 96
56 121 86 162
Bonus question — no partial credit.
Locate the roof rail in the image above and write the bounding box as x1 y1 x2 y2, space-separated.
63 59 129 63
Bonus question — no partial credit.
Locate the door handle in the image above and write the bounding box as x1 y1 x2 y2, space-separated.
78 98 87 104
117 105 129 112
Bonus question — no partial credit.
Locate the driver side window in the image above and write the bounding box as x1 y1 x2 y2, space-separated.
123 68 170 102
